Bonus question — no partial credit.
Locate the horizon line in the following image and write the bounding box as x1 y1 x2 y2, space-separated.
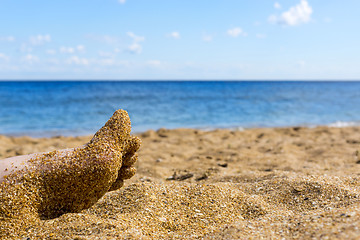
1 79 360 82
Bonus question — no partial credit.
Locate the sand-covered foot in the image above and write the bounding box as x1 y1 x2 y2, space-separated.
0 109 141 220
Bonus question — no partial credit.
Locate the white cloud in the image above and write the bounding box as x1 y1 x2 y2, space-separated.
46 49 57 55
167 31 180 39
227 27 247 37
0 36 15 42
20 43 32 53
274 2 281 9
66 56 89 65
118 0 126 3
21 54 39 64
0 53 9 61
256 34 267 39
76 45 85 52
127 32 145 42
126 32 144 54
269 0 313 26
147 60 161 67
202 34 213 42
29 34 51 45
60 46 75 54
127 43 142 54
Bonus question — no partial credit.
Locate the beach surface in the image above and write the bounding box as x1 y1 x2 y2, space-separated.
1 126 360 239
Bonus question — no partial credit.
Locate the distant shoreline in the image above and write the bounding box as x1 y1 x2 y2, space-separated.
2 123 360 138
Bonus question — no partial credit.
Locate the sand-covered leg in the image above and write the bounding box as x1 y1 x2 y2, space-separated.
0 109 141 221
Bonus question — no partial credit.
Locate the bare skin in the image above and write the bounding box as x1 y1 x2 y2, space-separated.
0 154 30 181
0 109 141 220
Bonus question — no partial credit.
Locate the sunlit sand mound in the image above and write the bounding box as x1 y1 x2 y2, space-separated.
27 182 266 239
2 126 360 239
19 175 360 239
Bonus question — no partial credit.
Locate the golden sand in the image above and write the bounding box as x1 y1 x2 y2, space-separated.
1 125 360 239
0 110 140 238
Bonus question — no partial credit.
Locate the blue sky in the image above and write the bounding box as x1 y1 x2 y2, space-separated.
0 0 359 80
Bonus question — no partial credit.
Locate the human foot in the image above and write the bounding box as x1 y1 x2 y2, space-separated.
0 109 140 220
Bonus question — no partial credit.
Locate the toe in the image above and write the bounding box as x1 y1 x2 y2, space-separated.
122 136 141 165
104 109 132 136
123 154 138 167
118 166 136 180
90 109 132 146
127 136 141 153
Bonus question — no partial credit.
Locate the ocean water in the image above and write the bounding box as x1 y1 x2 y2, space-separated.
1 81 360 137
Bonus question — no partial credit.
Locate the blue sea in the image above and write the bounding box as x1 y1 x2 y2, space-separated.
1 81 360 137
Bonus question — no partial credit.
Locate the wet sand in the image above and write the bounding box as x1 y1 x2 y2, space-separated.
1 126 360 239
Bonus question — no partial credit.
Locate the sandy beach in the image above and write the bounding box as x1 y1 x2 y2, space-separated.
1 126 360 239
